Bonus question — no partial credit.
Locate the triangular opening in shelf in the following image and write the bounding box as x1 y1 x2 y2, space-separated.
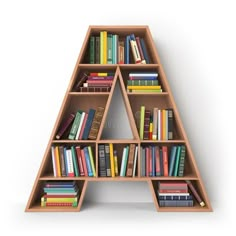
101 78 134 140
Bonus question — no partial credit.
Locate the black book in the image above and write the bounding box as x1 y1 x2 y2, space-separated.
105 144 111 177
98 145 106 177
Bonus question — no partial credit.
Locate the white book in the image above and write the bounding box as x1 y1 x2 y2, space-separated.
158 192 190 196
75 112 85 140
51 146 56 177
66 149 74 177
158 109 161 140
152 107 158 140
132 146 138 177
129 73 158 77
120 147 127 176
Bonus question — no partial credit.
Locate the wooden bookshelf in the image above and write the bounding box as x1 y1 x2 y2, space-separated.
25 25 212 212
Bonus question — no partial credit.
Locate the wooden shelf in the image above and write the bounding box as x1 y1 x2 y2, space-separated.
26 25 212 213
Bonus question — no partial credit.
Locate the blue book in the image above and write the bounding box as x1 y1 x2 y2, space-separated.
168 146 177 176
159 149 164 176
152 146 156 177
125 35 130 64
84 147 93 177
63 147 68 176
45 181 75 188
130 33 135 41
82 109 95 140
140 38 150 64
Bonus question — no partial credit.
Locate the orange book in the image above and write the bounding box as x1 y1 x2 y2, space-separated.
162 110 166 140
162 146 168 176
54 146 61 177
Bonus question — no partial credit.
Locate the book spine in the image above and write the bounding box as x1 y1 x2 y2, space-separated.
118 40 124 64
109 143 115 177
140 38 150 64
88 107 105 140
122 146 129 176
158 110 162 140
177 145 186 177
162 146 168 176
136 37 146 64
149 147 152 176
68 111 82 140
139 106 145 139
75 73 88 91
79 87 111 92
126 144 136 177
143 110 151 140
125 35 130 64
103 31 107 64
75 112 85 140
95 36 100 64
100 31 103 64
145 147 149 177
132 146 138 177
82 109 95 140
159 149 164 176
88 146 96 177
71 146 79 177
59 146 66 177
54 146 61 177
168 146 177 176
149 115 153 140
174 146 182 177
84 147 93 177
158 200 193 207
155 146 161 176
186 180 205 207
56 113 75 139
107 34 113 64
66 149 74 177
127 85 161 90
114 150 119 176
120 147 127 177
152 146 156 177
127 80 158 86
130 34 141 63
51 146 57 177
75 146 85 176
152 107 158 140
141 147 146 177
89 36 95 64
63 147 68 176
162 110 166 140
167 109 174 140
81 149 88 176
78 113 88 140
98 144 107 177
104 144 111 176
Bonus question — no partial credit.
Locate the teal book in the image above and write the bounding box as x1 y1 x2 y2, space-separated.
122 145 130 176
107 34 113 64
178 145 186 177
168 146 177 176
71 146 80 177
84 147 93 177
173 146 182 176
68 110 82 140
89 36 95 64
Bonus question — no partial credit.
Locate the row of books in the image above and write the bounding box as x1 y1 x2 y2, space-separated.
89 32 150 64
41 181 79 207
139 107 174 140
157 181 205 207
75 72 114 92
127 73 162 93
51 145 96 177
56 107 104 140
99 144 138 177
141 145 186 177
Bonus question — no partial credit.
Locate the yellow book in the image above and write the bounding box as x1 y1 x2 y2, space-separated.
127 85 161 90
42 197 77 203
100 31 103 64
103 31 107 64
114 150 119 176
88 146 96 176
54 146 61 177
109 143 115 177
162 110 166 140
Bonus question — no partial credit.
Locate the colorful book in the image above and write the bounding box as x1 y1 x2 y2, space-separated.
56 113 75 139
107 34 113 64
120 147 127 177
168 146 177 176
75 146 85 176
68 110 82 140
51 146 56 177
81 149 88 176
141 147 146 177
125 35 130 64
143 110 151 140
95 36 100 64
84 147 93 177
109 143 115 177
103 31 107 64
75 112 85 140
79 87 111 92
139 106 145 139
54 146 61 177
100 31 103 64
127 80 158 86
127 85 161 90
132 146 138 177
114 150 119 176
155 146 161 176
186 180 205 207
136 37 146 64
130 34 141 64
82 109 95 140
178 145 186 177
71 146 79 177
167 109 173 140
152 107 158 140
59 146 66 177
173 146 182 177
65 149 74 177
88 146 96 176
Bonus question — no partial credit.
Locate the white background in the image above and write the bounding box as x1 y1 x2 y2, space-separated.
0 0 235 235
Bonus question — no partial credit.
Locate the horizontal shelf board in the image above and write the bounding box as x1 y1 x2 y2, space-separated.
52 140 96 144
127 92 169 96
69 92 110 96
98 139 139 143
26 204 80 212
140 140 185 143
157 206 212 212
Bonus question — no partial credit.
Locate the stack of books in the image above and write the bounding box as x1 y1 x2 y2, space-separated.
157 181 193 207
127 73 162 93
55 107 105 140
139 106 173 140
89 32 150 64
98 144 138 177
75 72 114 92
140 145 186 177
51 145 96 177
41 181 79 207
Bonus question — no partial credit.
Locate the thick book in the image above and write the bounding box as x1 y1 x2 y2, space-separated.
98 145 106 177
127 85 161 90
105 144 111 177
126 144 136 177
186 180 205 207
127 80 158 86
129 73 158 78
114 150 119 176
87 76 114 80
143 110 151 140
173 146 182 176
78 113 88 140
139 106 145 139
140 38 150 64
167 109 174 140
120 147 127 177
82 109 95 140
89 36 95 64
75 146 85 176
88 107 105 139
68 110 82 140
71 146 79 177
59 146 66 177
75 112 85 140
75 73 88 91
159 200 193 207
149 115 153 139
79 87 111 92
56 113 75 139
90 72 114 76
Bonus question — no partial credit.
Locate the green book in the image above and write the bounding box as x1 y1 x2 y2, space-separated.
127 80 159 86
71 146 79 176
89 36 95 64
173 146 182 176
68 110 82 140
122 145 129 176
178 145 186 177
139 106 145 139
107 34 113 64
129 89 162 93
88 146 96 176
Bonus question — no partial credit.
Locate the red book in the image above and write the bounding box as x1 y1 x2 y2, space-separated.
87 76 114 80
159 181 187 188
56 113 75 139
75 146 85 176
145 147 149 177
81 149 88 176
86 80 113 84
155 146 161 176
45 202 76 207
79 113 88 140
162 146 168 176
